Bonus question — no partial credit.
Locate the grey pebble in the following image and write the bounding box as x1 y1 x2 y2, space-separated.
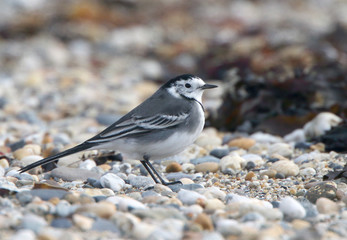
190 155 220 165
119 163 132 174
51 218 73 228
51 166 101 181
210 148 229 159
16 191 33 206
100 173 125 192
166 172 195 181
142 190 160 198
169 183 204 192
132 207 185 221
297 197 318 218
245 161 256 170
129 175 155 188
92 218 119 233
87 178 103 188
30 189 68 201
55 200 72 217
20 214 47 233
241 212 265 222
275 173 286 179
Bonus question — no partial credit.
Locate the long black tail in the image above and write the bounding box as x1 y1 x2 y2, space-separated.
19 142 94 173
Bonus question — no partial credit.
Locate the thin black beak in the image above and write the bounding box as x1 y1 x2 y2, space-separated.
201 83 218 90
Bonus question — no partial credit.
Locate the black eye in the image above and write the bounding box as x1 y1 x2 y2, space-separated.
185 83 191 88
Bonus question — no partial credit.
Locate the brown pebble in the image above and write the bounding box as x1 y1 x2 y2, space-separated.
166 162 182 173
245 171 256 181
42 133 53 145
98 164 112 171
228 137 256 150
76 201 116 218
316 197 339 214
260 169 277 178
195 162 219 173
49 197 60 205
194 213 214 231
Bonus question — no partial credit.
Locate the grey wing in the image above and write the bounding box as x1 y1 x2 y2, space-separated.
86 112 189 144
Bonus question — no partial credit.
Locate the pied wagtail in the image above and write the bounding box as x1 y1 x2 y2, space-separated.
20 74 217 185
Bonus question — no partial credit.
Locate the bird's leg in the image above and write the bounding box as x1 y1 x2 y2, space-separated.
140 160 160 184
143 155 182 186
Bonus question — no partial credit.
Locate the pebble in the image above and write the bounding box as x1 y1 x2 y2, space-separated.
51 167 101 181
205 198 225 213
181 163 195 173
107 196 146 211
228 137 256 150
99 173 125 192
55 200 72 217
177 189 206 205
219 154 245 172
194 213 214 230
299 167 316 178
195 162 219 173
268 143 293 158
190 156 220 165
20 214 47 233
0 159 9 169
129 175 155 188
76 201 116 218
14 145 41 160
72 214 94 231
210 148 229 159
11 230 36 240
316 197 339 214
20 155 43 168
91 218 119 233
51 218 73 228
245 171 256 181
270 160 299 177
216 219 242 236
305 181 337 203
79 159 96 170
279 197 306 220
165 162 182 172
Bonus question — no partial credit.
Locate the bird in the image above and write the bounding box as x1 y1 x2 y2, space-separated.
20 74 217 185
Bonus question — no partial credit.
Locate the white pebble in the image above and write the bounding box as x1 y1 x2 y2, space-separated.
279 197 306 219
100 173 125 192
79 159 96 170
177 189 206 205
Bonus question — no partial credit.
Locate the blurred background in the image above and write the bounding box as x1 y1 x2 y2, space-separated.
0 0 347 141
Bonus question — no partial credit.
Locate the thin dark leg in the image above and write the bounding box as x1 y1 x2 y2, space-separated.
143 155 182 186
141 160 159 184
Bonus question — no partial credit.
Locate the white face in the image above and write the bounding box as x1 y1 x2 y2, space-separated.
167 77 207 102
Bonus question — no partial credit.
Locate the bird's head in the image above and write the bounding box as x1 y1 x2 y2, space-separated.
164 74 217 102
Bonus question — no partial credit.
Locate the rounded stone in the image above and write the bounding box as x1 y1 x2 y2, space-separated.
72 214 94 231
166 162 182 173
316 197 339 214
245 171 256 181
305 181 337 203
100 173 125 192
220 154 245 172
270 160 299 177
279 197 306 220
268 143 293 158
228 137 256 150
76 201 116 219
195 162 219 173
194 213 213 230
